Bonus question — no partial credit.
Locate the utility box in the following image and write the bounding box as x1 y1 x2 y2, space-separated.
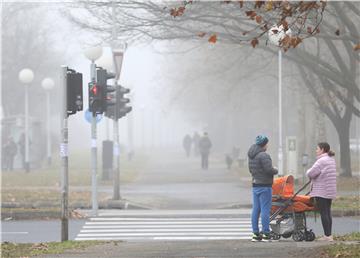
102 140 113 180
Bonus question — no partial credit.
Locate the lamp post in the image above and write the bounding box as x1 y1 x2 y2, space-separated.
41 78 55 166
19 68 34 173
84 46 103 215
268 25 291 176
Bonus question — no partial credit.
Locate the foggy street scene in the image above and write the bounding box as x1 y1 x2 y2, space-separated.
1 1 360 258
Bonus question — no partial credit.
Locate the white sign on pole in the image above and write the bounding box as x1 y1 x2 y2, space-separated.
112 50 124 81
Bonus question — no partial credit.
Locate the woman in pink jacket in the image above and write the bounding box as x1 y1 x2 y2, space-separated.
306 142 337 241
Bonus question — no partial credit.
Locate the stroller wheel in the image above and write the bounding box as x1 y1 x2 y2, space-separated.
270 231 281 240
304 230 316 241
292 231 304 242
282 232 292 239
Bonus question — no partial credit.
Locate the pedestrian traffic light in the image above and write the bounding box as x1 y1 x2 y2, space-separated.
96 67 116 114
88 81 102 114
66 69 83 116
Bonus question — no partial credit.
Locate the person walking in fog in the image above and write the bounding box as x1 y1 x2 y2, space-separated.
306 142 337 242
248 135 278 242
4 137 17 171
199 132 212 170
182 134 192 157
192 132 200 157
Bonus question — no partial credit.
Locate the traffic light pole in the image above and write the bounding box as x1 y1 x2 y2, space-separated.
113 117 120 200
90 61 98 215
60 66 69 241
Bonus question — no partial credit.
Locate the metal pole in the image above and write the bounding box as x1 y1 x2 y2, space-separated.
60 66 69 241
112 2 120 200
47 91 51 166
106 118 110 140
90 61 98 215
278 49 284 176
113 118 120 200
25 85 30 172
128 111 134 157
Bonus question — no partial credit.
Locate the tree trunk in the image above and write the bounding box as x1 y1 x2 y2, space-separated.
336 119 352 177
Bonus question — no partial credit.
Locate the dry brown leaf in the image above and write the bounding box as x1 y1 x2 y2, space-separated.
265 1 273 11
255 15 262 24
208 34 217 44
251 38 259 48
354 44 360 51
198 32 206 38
239 0 243 8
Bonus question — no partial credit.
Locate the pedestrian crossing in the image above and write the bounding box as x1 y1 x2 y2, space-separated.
75 209 256 241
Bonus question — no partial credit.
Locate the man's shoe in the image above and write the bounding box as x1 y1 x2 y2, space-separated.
261 232 271 242
251 233 262 242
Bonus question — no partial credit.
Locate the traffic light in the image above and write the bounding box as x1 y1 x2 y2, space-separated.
105 85 132 120
96 68 116 114
117 86 132 119
66 69 83 116
88 81 102 114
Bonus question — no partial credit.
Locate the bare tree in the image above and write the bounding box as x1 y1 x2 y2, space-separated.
65 1 359 176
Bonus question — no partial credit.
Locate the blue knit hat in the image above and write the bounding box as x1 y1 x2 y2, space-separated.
255 135 269 147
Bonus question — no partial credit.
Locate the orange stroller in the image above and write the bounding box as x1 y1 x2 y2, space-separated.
269 175 317 241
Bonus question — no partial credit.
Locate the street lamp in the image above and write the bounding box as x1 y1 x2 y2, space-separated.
19 68 34 173
83 46 103 215
268 25 291 176
41 78 55 166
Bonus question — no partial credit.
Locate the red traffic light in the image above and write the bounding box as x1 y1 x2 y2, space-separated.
91 84 98 95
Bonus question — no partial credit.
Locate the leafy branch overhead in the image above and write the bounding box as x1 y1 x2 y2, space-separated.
169 0 327 50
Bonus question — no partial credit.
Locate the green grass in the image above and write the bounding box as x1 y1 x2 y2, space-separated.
320 243 360 258
1 241 107 257
332 196 360 211
2 151 146 188
334 232 360 241
2 190 110 207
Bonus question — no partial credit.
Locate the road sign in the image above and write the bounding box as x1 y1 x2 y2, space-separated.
85 108 103 124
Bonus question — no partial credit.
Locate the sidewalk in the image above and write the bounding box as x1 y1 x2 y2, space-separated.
36 239 338 258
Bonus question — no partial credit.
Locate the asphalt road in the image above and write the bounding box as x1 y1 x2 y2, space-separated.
2 213 359 243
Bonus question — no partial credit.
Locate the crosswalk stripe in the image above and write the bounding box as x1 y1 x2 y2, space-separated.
80 228 251 233
89 218 251 221
75 236 251 241
77 232 251 237
85 221 252 225
83 225 254 229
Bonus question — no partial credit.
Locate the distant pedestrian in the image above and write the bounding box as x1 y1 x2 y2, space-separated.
4 137 17 171
306 142 336 242
199 132 212 170
248 135 278 242
225 154 233 170
183 134 192 157
192 132 200 157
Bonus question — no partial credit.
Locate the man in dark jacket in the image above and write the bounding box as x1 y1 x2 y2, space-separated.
248 135 278 242
199 132 212 170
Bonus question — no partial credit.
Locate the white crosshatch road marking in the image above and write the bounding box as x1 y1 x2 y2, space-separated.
75 209 257 241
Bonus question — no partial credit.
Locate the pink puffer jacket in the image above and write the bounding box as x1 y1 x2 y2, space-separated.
306 153 337 199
